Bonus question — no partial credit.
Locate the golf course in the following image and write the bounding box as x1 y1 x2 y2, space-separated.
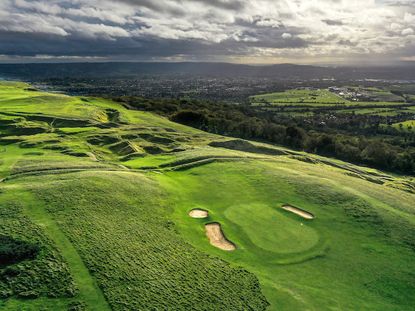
0 81 414 310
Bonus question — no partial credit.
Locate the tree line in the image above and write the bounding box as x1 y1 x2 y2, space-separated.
115 96 415 175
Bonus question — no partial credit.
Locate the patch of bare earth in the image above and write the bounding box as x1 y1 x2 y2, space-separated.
189 209 209 218
281 205 314 219
205 223 236 251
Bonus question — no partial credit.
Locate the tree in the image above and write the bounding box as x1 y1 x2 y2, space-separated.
285 126 306 149
171 110 208 129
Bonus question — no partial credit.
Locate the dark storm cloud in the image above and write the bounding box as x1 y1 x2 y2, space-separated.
112 0 186 16
118 0 245 11
322 19 343 26
0 0 414 63
193 0 245 10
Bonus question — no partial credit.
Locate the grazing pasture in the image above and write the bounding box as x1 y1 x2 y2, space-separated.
250 87 415 116
393 120 415 131
251 89 347 105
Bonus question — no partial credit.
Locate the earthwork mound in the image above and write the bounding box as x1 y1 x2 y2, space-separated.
209 139 287 156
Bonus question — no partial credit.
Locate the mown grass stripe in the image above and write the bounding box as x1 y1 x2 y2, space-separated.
20 191 111 311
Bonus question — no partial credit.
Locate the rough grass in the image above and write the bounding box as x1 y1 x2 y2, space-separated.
25 171 269 311
0 187 77 303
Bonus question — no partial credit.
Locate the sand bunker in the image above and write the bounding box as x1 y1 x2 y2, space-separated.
281 205 314 220
189 209 209 218
205 223 236 251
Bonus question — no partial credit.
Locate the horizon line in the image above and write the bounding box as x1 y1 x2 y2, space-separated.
0 61 414 68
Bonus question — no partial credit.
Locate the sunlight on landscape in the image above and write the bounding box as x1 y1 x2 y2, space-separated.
1 0 415 310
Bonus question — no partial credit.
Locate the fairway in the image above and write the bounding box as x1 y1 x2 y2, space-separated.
158 159 415 310
0 82 414 310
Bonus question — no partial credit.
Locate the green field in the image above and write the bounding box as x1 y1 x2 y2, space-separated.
346 86 405 102
250 88 415 118
1 82 414 310
392 120 415 131
251 89 347 105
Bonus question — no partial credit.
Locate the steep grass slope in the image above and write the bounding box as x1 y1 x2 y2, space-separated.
0 81 414 310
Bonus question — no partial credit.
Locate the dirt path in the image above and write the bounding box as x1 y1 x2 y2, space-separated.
205 223 236 251
20 191 111 311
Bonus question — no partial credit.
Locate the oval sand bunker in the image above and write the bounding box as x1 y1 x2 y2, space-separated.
205 223 236 251
281 205 314 220
189 209 209 218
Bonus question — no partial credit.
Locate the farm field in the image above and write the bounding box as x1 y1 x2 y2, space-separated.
250 89 347 104
0 82 414 310
392 120 415 131
250 87 415 118
344 86 405 102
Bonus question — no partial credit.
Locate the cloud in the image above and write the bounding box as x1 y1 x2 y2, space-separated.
322 19 343 26
400 56 415 61
118 0 245 11
401 28 414 36
0 0 414 64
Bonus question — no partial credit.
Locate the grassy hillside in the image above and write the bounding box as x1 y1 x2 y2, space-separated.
0 81 414 310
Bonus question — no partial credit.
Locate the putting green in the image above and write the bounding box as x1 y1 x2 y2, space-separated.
224 203 319 254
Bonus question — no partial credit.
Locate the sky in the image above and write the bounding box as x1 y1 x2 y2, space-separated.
0 0 414 65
